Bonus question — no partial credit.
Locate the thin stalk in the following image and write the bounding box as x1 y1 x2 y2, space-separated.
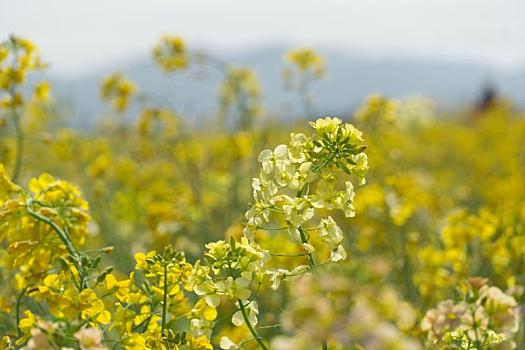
7 45 24 182
269 252 306 258
298 74 315 118
237 299 268 350
161 262 169 332
472 308 480 348
10 100 23 182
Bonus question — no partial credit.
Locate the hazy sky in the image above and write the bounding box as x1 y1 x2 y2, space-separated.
1 0 524 76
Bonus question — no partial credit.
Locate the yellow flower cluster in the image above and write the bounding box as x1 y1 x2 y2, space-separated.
0 166 215 348
0 36 46 109
0 166 90 290
106 246 214 349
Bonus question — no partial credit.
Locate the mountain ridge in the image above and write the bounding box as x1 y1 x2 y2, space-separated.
47 46 525 128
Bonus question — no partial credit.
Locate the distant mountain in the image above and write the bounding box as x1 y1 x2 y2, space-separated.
49 46 525 128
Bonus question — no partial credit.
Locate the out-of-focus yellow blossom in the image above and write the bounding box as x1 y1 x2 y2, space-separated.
74 327 107 350
32 81 51 104
273 268 421 350
153 35 189 72
100 73 137 112
285 48 325 77
137 107 178 138
355 94 399 128
414 209 504 300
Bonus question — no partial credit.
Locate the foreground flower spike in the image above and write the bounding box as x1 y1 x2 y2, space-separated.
185 117 368 350
244 116 368 273
203 116 368 349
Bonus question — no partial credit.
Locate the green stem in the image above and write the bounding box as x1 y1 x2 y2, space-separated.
26 205 88 291
298 227 316 267
472 308 480 348
298 227 326 350
296 186 327 349
26 207 79 260
161 262 169 332
237 299 268 350
16 287 28 337
296 186 316 268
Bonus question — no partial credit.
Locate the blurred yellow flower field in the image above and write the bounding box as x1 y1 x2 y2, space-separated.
0 35 524 350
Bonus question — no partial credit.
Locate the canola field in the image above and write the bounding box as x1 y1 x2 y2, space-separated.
0 35 524 350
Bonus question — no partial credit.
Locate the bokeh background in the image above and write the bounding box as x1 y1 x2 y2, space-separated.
2 1 525 349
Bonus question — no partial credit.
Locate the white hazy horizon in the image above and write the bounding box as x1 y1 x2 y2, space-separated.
1 0 525 76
